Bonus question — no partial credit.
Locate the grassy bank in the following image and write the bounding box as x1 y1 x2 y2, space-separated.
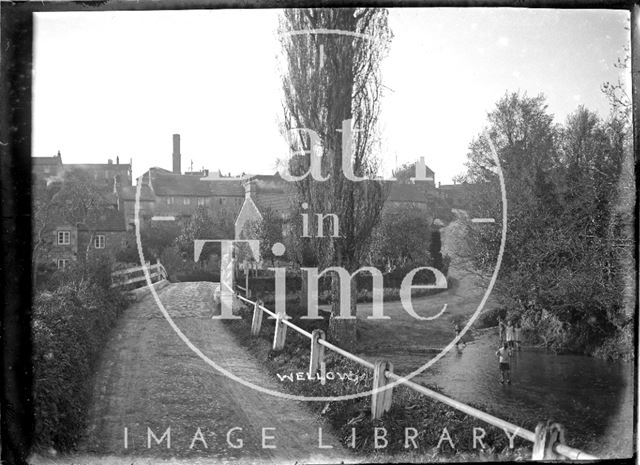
224 301 533 461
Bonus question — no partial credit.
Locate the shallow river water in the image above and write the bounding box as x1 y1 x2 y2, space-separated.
389 330 634 458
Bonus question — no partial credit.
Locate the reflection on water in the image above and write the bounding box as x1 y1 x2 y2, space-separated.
390 331 634 458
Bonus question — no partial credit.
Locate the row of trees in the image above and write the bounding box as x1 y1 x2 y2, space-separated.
458 91 634 356
248 203 445 275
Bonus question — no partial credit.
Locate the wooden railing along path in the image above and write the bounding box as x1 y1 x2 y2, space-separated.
227 282 598 461
111 260 167 290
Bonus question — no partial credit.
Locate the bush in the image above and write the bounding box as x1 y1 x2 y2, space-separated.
245 267 443 296
476 306 507 329
32 257 128 452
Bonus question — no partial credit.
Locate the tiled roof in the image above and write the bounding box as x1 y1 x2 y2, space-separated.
246 174 294 215
118 185 156 201
33 156 61 166
255 191 294 215
150 170 244 197
66 163 131 169
245 174 429 214
78 207 127 232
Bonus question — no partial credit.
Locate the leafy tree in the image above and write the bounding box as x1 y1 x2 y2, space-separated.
459 92 634 356
140 220 181 260
279 8 392 348
391 162 416 183
246 207 285 266
174 206 219 264
370 205 431 272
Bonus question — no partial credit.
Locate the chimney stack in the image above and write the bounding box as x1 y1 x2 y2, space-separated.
172 134 181 174
244 178 257 199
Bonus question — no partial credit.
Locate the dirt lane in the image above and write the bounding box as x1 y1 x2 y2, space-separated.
80 282 348 463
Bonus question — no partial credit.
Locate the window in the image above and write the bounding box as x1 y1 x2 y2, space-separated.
57 259 70 270
94 234 106 249
57 230 70 245
198 197 206 206
184 197 191 205
167 197 175 205
219 198 224 205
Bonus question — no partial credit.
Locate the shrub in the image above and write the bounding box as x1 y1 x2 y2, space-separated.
32 257 128 452
476 306 507 329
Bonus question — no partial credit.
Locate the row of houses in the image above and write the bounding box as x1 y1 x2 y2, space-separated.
33 134 474 270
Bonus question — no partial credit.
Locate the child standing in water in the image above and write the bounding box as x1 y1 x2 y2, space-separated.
496 342 511 384
514 321 522 351
505 320 515 352
498 316 506 344
453 322 465 349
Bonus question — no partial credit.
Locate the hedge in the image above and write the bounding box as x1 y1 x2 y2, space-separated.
32 256 128 452
243 266 442 295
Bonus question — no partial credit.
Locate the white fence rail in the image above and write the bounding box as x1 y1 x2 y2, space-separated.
228 282 597 461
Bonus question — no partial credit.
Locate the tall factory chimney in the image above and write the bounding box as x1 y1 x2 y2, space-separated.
172 134 181 174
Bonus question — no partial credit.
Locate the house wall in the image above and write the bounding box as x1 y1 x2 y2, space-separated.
152 195 243 219
77 230 128 260
33 164 61 180
123 199 156 228
41 225 78 266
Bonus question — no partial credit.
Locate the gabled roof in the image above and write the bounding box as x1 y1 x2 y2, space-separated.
149 169 244 197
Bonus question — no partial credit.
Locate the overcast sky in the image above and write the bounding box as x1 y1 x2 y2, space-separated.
33 8 630 184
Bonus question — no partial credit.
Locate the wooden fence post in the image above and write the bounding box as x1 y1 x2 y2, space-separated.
251 299 264 336
245 267 250 298
371 360 394 420
309 329 326 376
532 421 566 460
273 313 287 351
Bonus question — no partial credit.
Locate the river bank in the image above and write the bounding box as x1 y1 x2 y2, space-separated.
224 302 536 462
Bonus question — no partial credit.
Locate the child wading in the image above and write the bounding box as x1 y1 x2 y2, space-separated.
505 321 515 352
498 316 506 344
453 322 465 350
514 322 522 351
496 343 511 384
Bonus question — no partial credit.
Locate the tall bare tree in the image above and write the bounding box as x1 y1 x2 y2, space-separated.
279 8 392 347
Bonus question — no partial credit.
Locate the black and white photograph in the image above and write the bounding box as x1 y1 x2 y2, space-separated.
0 1 636 464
